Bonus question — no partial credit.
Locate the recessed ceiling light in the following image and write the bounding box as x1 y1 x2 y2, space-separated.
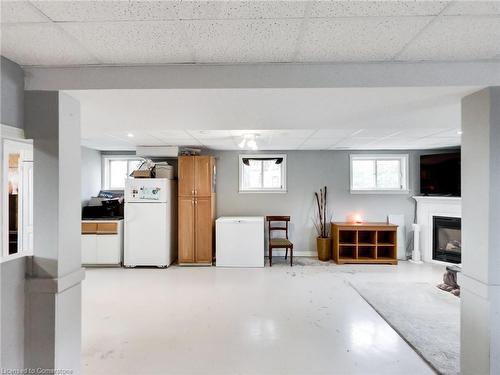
457 130 463 135
127 133 134 138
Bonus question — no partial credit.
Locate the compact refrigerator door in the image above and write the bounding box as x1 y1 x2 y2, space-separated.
125 178 169 203
216 217 264 267
124 202 169 267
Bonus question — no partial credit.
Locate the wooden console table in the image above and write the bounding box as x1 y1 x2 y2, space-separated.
331 222 398 265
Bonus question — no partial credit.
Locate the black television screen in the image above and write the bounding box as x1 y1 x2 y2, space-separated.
420 152 461 196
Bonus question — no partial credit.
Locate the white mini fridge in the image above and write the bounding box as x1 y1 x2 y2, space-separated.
124 178 177 267
216 216 264 267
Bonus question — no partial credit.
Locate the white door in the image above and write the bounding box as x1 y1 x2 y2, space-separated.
97 235 120 264
124 203 167 266
82 235 97 264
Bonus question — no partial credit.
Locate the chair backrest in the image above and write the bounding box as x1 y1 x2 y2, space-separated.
266 216 290 240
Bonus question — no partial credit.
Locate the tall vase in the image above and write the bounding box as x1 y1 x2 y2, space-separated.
317 237 332 261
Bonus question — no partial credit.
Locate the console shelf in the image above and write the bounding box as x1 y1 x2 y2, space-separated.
331 222 398 265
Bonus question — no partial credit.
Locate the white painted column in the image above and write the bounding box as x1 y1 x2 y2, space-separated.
24 91 84 373
460 87 500 375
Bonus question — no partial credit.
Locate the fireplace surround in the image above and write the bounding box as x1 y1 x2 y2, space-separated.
433 216 461 263
413 196 461 264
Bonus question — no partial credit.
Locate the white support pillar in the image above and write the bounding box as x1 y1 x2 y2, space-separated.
460 87 500 375
24 91 84 373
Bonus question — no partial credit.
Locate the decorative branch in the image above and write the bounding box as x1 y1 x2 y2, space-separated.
314 186 331 238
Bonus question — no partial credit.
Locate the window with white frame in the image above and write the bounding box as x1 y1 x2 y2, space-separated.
350 154 409 193
239 154 287 193
103 156 144 190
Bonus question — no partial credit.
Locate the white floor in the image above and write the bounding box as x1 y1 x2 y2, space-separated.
82 260 445 375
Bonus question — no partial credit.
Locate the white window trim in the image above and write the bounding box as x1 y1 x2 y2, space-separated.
238 154 287 193
1 124 33 262
349 153 409 194
102 155 144 190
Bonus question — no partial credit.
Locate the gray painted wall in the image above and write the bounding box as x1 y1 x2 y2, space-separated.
81 146 101 205
0 257 25 369
1 56 24 129
0 57 25 370
213 150 436 255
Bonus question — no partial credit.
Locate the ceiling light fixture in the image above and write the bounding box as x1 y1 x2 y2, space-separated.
457 130 463 135
247 138 258 150
127 133 134 138
238 133 259 150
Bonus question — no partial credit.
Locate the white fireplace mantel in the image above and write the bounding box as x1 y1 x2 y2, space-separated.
412 196 462 264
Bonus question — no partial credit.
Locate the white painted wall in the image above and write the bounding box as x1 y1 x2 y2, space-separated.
81 146 101 206
23 91 84 372
0 57 25 370
460 87 500 375
0 257 25 369
213 149 431 256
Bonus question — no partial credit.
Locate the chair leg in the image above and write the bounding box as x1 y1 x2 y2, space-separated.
290 246 293 267
285 248 288 260
269 246 272 267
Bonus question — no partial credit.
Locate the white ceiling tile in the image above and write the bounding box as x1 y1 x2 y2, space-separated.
82 136 135 151
60 21 193 64
156 130 192 138
443 1 500 16
399 16 500 61
0 22 99 65
1 1 50 23
184 19 302 63
31 1 179 22
186 130 233 140
310 129 359 138
331 137 378 148
397 128 453 138
355 128 403 137
310 1 449 17
297 17 432 62
431 128 462 138
299 138 337 149
200 138 238 148
214 1 307 19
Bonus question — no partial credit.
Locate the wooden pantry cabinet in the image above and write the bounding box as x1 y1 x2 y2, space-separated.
178 156 216 265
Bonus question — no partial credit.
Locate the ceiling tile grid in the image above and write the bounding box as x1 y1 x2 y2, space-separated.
1 1 499 66
60 20 194 64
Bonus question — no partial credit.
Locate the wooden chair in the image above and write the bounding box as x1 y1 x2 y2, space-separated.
266 216 293 266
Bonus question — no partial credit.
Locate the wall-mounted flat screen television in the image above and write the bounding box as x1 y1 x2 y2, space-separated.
420 152 461 196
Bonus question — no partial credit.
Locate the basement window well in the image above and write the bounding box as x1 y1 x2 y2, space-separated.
239 154 287 193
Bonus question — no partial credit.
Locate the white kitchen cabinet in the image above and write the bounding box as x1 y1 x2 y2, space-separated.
81 220 123 266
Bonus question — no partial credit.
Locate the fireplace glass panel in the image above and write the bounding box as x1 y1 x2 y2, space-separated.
437 228 461 254
433 216 461 263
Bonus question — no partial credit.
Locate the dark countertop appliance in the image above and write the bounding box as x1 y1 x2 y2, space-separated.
82 190 124 220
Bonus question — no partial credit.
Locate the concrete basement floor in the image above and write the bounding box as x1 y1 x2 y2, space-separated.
82 260 445 375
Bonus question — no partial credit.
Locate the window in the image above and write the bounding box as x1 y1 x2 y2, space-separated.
239 154 287 193
103 156 143 190
350 154 409 193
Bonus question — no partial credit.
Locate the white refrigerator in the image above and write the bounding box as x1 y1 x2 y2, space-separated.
216 217 264 267
124 178 177 267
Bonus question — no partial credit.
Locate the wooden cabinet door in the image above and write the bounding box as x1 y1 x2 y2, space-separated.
178 197 195 263
178 156 195 196
195 198 212 263
194 156 212 197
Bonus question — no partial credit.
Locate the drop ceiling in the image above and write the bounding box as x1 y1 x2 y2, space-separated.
1 1 499 66
69 86 478 151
